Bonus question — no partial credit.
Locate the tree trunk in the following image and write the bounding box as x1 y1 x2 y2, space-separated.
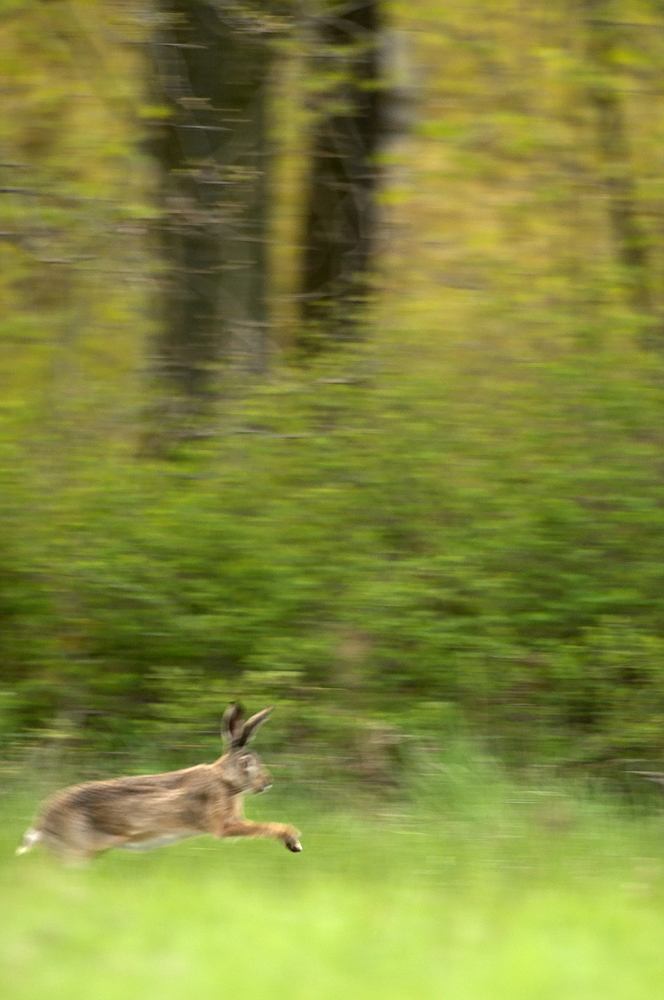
298 0 383 349
148 0 273 409
582 5 651 315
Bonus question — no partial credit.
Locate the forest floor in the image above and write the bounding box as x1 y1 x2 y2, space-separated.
3 782 664 1000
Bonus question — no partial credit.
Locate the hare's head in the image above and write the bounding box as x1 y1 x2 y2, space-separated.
220 703 274 794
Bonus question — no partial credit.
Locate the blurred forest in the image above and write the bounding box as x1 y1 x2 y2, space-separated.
4 0 664 776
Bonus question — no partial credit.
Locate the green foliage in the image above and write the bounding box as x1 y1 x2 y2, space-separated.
6 0 664 768
3 340 664 765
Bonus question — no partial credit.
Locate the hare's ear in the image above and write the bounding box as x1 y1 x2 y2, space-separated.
222 703 245 746
242 706 274 744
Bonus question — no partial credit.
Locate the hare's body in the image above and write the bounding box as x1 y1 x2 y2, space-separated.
17 705 302 863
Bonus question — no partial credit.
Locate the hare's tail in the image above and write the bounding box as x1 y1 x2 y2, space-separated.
16 827 42 856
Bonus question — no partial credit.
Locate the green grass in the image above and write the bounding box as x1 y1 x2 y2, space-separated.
4 782 664 999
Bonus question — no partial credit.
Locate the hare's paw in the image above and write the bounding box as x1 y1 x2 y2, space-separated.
283 828 302 852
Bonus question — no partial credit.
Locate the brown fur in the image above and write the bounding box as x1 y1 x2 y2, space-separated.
16 704 302 863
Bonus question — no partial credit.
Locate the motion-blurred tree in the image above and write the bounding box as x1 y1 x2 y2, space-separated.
582 1 652 318
147 0 285 422
298 0 384 350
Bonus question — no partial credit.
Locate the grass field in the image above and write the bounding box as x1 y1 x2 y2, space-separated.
3 777 664 1000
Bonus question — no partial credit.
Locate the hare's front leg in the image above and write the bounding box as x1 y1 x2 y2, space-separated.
218 819 302 852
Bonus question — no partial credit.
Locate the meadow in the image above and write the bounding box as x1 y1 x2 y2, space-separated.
4 767 664 1000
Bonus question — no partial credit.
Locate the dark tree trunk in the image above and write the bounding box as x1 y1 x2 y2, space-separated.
149 1 273 405
592 86 650 312
298 0 383 349
582 5 651 315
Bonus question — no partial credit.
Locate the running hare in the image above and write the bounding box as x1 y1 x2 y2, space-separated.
16 703 302 862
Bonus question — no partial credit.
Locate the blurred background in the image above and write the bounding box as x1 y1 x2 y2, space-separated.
5 1 664 996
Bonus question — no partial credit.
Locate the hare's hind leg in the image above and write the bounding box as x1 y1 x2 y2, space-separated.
45 832 128 865
14 824 92 864
41 811 129 864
